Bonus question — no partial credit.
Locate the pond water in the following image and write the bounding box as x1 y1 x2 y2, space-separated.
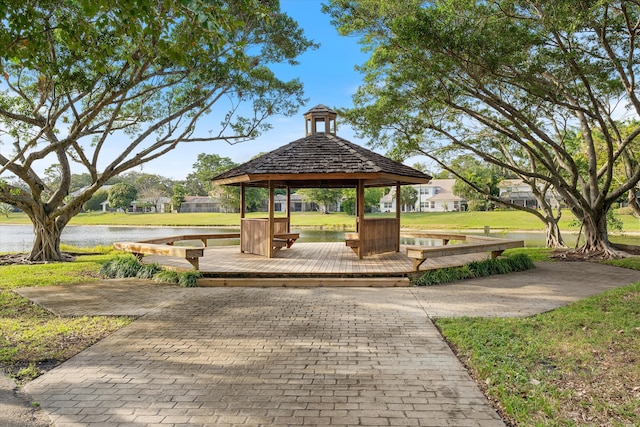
1 224 638 253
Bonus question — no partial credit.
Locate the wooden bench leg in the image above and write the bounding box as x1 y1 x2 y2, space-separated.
413 258 426 272
490 250 504 259
186 257 199 270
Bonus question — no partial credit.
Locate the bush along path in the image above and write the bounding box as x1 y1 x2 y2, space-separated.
414 253 535 286
100 254 201 287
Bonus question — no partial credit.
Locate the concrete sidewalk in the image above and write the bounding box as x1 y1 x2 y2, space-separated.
10 262 640 426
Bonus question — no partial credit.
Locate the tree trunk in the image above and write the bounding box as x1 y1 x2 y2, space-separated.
576 210 624 258
545 219 566 249
28 212 67 262
628 189 640 218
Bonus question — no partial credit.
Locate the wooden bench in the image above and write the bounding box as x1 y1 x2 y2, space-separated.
114 241 204 270
344 232 360 248
405 239 524 271
275 233 299 248
344 232 361 258
271 233 300 255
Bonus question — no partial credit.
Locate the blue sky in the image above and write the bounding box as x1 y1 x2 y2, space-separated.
142 0 378 180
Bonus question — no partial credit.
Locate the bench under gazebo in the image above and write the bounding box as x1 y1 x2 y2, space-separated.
211 104 432 259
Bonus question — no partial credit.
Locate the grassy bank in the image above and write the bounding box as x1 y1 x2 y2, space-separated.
436 251 640 426
0 250 133 383
0 209 583 230
2 209 639 232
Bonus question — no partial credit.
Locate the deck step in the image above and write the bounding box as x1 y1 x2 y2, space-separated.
197 277 411 287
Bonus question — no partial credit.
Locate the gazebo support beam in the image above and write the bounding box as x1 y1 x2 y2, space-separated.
357 179 365 259
396 183 401 252
240 183 246 253
268 180 275 258
286 185 291 233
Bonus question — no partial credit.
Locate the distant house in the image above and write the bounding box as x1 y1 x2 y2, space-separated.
497 179 561 209
273 194 318 212
179 196 224 213
380 179 467 213
73 185 174 213
131 197 172 213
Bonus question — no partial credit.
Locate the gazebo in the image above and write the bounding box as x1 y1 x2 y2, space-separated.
211 104 431 258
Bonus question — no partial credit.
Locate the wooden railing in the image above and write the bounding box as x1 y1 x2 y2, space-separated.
346 217 399 258
241 217 297 257
114 233 241 270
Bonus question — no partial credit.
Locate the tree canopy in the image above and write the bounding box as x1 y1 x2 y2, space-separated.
107 182 137 212
0 0 314 260
325 0 640 257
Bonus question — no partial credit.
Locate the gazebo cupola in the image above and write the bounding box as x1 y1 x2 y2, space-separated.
305 104 336 136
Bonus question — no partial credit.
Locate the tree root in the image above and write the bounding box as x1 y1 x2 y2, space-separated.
0 253 76 266
551 245 634 261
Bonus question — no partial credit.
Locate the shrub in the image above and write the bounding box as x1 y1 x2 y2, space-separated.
178 271 201 288
136 262 162 279
414 265 475 286
100 254 199 287
100 254 143 278
414 253 534 286
152 270 180 284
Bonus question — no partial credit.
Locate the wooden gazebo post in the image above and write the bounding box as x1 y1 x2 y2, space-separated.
395 183 401 252
268 180 275 258
240 183 246 253
286 185 291 233
356 179 365 259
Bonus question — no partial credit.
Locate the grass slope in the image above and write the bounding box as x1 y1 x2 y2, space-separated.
2 209 640 232
0 252 133 383
436 254 640 426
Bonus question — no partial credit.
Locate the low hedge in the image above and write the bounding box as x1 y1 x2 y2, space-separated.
414 253 534 286
100 254 200 287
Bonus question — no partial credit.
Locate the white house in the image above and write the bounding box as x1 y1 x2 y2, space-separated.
498 179 561 209
380 179 467 213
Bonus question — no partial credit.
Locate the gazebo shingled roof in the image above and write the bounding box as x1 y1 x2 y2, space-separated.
211 104 431 188
210 104 431 259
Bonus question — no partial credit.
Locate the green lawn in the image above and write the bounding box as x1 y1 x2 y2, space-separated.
2 209 639 232
0 251 133 383
436 251 640 426
1 208 629 231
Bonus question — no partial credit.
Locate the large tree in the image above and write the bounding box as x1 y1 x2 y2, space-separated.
326 0 640 257
186 153 238 196
107 182 137 212
0 0 314 261
297 188 343 213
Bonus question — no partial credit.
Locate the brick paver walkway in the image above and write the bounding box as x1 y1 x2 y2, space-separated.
23 287 504 426
18 262 640 426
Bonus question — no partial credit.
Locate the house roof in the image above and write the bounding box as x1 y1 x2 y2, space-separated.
211 105 431 189
425 179 456 192
182 196 215 204
498 179 525 188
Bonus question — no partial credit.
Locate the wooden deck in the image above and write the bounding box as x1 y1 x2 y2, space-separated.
143 242 491 285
